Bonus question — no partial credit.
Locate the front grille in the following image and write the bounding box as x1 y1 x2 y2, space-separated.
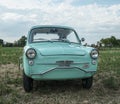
56 60 73 67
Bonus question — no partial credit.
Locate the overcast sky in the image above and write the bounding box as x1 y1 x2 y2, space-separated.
0 0 120 44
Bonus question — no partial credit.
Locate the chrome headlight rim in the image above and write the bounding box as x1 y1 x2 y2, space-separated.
90 49 99 59
26 48 36 59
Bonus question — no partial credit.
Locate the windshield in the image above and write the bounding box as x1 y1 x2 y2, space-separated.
30 27 80 44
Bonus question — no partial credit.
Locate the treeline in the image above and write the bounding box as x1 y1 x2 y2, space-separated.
86 36 120 48
0 35 120 47
0 36 26 47
100 36 120 47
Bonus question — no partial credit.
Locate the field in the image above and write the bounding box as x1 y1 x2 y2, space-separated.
0 47 120 104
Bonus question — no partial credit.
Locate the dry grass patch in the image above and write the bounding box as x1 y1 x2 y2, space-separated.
0 64 120 104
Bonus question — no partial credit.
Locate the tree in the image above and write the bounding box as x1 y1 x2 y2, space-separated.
17 36 27 47
100 38 111 46
117 39 120 46
100 36 120 47
0 39 3 46
110 36 118 46
5 42 13 47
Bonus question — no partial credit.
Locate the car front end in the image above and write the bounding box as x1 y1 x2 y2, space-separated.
24 45 98 80
22 25 99 92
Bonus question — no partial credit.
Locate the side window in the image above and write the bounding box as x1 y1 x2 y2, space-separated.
67 31 79 43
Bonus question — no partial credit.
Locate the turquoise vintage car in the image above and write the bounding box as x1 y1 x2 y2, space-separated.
22 25 98 92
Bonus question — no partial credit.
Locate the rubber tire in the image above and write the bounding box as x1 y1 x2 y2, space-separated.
23 71 33 92
82 77 93 89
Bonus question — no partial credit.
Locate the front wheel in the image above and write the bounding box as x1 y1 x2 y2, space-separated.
82 77 93 89
23 71 33 92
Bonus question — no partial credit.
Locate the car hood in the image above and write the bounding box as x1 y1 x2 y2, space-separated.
30 42 87 56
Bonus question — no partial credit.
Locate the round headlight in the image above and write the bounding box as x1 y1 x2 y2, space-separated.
90 49 98 59
26 48 36 59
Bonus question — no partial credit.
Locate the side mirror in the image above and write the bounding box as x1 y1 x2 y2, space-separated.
81 38 85 42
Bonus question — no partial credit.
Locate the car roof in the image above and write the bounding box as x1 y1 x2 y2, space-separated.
30 25 75 31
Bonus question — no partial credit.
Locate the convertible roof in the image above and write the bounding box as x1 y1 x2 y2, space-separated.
30 25 75 31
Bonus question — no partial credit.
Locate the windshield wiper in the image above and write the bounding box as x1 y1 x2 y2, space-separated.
51 39 71 44
59 39 71 44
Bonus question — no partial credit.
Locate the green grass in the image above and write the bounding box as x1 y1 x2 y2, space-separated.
0 47 120 104
98 49 120 90
99 50 120 71
0 47 23 64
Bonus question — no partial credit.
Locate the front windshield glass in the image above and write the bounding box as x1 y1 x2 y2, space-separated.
30 27 80 44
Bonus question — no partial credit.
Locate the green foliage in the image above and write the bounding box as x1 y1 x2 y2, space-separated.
0 39 3 46
16 36 27 47
4 42 13 47
2 36 27 47
100 36 120 47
